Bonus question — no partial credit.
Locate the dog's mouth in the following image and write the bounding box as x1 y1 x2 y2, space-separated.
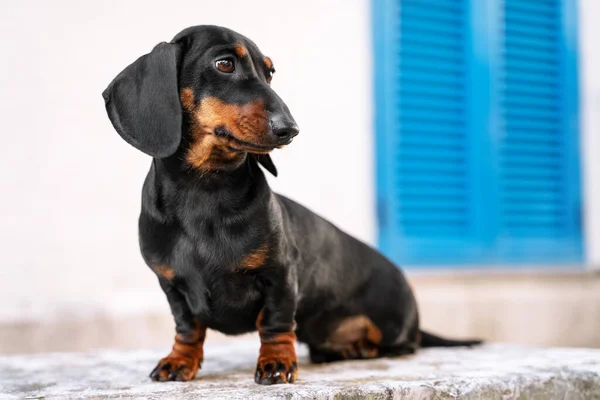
214 126 292 154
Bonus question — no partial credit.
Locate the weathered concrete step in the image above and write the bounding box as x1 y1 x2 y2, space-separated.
0 340 599 399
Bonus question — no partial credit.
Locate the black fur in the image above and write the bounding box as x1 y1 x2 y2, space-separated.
103 25 481 385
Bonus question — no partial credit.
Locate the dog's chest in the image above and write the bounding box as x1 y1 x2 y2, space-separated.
183 267 264 335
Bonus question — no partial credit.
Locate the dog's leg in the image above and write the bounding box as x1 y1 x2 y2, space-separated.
150 280 206 382
254 269 298 385
306 314 383 363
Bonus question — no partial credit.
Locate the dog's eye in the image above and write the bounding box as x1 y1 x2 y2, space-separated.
266 69 275 84
216 58 235 73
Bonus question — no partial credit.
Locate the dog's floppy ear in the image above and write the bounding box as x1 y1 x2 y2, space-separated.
103 42 182 158
253 154 278 177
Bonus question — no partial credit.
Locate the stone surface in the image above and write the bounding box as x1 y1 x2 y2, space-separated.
0 340 599 399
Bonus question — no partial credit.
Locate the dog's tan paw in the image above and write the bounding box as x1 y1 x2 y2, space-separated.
254 358 298 385
149 355 201 382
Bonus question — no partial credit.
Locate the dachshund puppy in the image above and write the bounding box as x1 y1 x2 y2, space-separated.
103 25 480 385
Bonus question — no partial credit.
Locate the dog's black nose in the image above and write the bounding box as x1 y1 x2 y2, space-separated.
270 115 299 142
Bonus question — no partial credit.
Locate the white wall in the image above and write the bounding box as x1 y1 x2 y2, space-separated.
580 0 600 268
0 0 373 323
1 0 598 328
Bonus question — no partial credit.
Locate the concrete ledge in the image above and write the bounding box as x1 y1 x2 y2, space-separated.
1 340 599 399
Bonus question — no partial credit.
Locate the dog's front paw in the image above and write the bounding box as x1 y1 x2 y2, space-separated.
150 355 201 382
254 354 298 384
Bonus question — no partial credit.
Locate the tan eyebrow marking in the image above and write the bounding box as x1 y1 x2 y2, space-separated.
264 56 273 70
234 43 248 57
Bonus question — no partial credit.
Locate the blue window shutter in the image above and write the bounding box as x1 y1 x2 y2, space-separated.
373 0 582 266
494 0 582 263
374 0 487 265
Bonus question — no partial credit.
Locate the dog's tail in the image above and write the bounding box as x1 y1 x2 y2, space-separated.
420 330 482 348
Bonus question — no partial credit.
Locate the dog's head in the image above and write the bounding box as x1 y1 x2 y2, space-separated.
103 25 298 176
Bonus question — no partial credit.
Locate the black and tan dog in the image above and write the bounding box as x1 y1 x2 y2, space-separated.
103 25 480 385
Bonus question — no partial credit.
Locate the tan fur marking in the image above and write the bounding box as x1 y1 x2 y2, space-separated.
366 319 383 344
185 97 270 171
180 88 196 112
152 265 175 280
264 56 273 70
319 315 382 359
186 134 240 170
234 43 248 57
241 241 269 269
256 309 265 330
194 97 268 142
325 315 382 352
